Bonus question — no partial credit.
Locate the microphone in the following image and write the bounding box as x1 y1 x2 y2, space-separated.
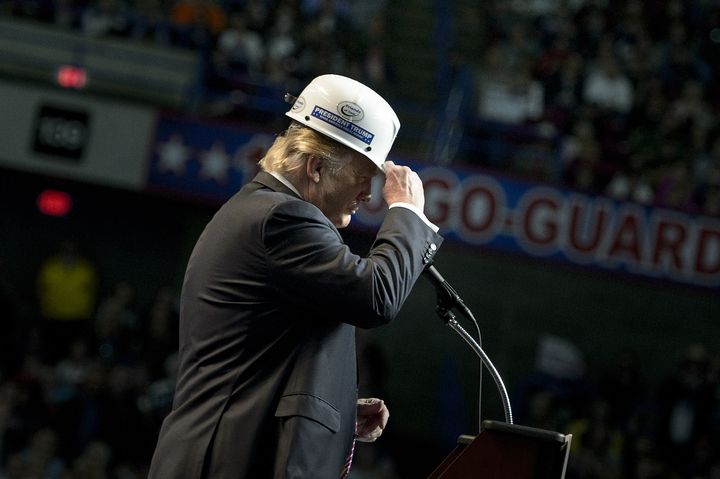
424 263 503 426
423 263 447 288
423 263 467 319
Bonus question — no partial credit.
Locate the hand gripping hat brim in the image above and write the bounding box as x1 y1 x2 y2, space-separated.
285 74 401 171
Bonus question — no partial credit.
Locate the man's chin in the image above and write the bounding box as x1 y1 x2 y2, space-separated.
334 215 352 229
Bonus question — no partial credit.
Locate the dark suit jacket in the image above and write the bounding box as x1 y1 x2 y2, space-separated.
148 172 443 479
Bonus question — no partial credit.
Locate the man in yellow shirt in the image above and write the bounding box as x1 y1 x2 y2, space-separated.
36 240 98 363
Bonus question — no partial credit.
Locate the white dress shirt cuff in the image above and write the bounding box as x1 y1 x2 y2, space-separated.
389 203 439 233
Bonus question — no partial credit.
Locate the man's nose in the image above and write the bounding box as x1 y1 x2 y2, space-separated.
359 179 372 202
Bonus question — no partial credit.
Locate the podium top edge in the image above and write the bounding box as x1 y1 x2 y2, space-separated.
481 420 567 443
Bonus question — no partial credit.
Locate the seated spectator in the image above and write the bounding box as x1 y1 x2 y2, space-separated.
543 52 584 128
170 0 226 47
622 83 677 177
265 1 299 67
699 185 720 216
582 52 634 116
653 161 699 213
304 0 351 38
605 167 655 205
560 116 617 193
137 353 178 440
52 0 80 30
128 0 172 45
67 441 112 478
477 52 544 125
13 428 66 479
655 344 715 476
572 3 606 59
618 23 658 84
361 42 392 91
597 349 647 432
81 0 131 38
0 257 20 377
347 0 387 30
657 22 711 99
665 80 714 150
140 286 179 381
7 0 56 22
93 281 138 362
35 240 98 365
562 138 604 192
242 0 271 33
215 13 265 77
501 21 541 74
348 14 394 92
512 334 593 431
534 25 574 84
565 399 624 479
559 118 596 169
693 135 720 184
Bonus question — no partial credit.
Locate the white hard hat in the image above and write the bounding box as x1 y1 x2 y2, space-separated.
285 74 400 171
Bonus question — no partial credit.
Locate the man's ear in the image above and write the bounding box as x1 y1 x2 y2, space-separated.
306 155 322 183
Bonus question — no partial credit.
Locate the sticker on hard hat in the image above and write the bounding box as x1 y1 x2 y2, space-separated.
338 101 364 121
292 96 305 112
311 105 374 145
291 96 305 112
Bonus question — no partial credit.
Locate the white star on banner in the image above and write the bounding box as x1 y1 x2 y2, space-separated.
199 141 230 183
156 133 190 176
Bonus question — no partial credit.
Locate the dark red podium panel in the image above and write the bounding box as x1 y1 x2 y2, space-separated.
427 420 572 479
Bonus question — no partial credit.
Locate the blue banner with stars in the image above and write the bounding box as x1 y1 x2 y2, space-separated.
145 114 720 289
147 114 275 202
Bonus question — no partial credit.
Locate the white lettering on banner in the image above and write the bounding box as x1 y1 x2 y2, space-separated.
695 223 720 279
455 176 506 244
598 204 648 270
350 166 719 287
411 168 720 287
648 210 693 278
421 167 461 228
514 187 566 255
565 196 615 264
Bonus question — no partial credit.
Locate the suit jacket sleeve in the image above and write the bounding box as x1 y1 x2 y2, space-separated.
264 198 443 328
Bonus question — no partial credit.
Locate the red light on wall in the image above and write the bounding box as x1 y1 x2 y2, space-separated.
37 189 73 217
56 65 88 89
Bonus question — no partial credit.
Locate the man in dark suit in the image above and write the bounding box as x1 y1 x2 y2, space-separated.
148 74 443 478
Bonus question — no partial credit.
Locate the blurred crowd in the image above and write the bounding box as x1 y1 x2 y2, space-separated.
1 0 393 117
3 0 719 217
1 0 720 477
0 241 718 479
455 0 720 218
511 335 720 479
0 241 179 479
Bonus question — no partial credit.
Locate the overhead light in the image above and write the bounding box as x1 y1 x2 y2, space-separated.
37 189 73 217
56 65 88 89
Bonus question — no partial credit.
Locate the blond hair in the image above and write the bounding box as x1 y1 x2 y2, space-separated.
259 122 358 177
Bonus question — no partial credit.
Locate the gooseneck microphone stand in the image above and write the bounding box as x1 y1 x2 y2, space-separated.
424 263 513 426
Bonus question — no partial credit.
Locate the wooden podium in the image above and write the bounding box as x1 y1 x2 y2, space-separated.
427 420 572 479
